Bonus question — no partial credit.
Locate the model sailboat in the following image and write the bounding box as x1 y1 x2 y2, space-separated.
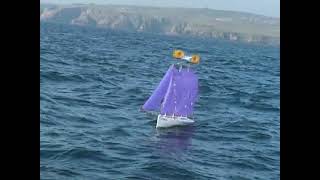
142 50 200 128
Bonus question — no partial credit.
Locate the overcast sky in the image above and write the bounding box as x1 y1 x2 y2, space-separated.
41 0 280 18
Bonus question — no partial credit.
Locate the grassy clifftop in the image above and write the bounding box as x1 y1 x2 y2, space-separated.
40 4 280 44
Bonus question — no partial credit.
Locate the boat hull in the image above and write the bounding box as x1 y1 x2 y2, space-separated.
156 114 194 128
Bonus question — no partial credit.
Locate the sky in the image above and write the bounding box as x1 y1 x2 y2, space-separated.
41 0 280 18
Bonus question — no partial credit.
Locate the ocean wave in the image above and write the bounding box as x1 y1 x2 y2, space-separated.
41 23 280 179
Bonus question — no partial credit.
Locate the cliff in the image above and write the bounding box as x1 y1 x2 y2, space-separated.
40 4 280 44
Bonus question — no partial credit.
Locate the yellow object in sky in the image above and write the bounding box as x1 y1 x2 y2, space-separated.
190 55 200 64
173 50 185 59
172 49 200 64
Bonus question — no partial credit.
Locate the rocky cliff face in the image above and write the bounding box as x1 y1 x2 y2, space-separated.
40 4 280 45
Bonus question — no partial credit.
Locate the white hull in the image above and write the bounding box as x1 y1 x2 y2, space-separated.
156 114 194 128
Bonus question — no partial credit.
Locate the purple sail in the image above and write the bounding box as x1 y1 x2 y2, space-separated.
142 65 174 111
160 67 198 117
142 65 198 117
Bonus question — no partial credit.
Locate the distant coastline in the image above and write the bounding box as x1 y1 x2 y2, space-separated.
40 4 280 45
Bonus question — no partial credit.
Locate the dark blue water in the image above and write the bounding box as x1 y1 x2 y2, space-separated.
40 22 280 180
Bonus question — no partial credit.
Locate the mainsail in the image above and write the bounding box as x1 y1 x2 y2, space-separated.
142 65 198 117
